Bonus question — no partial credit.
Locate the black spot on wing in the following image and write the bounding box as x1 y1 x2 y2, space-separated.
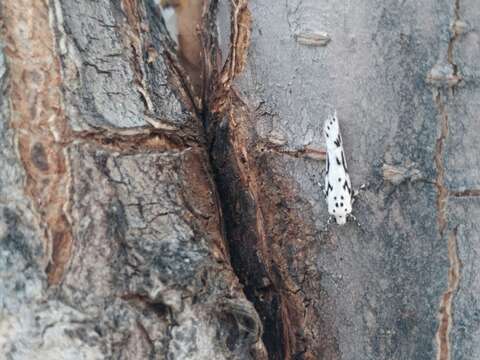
341 151 348 171
334 135 341 147
325 182 333 197
343 180 351 193
336 157 341 165
327 184 333 197
326 155 329 175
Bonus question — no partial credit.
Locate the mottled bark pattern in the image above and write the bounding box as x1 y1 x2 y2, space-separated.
0 0 264 359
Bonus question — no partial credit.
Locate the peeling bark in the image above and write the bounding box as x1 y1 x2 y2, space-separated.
2 0 73 285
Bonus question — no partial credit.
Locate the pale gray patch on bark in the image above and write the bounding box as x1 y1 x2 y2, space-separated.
232 0 478 358
55 0 190 130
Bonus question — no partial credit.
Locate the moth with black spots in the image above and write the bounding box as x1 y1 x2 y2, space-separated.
323 111 354 225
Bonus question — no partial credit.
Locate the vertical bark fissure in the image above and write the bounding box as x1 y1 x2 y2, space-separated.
432 65 456 360
201 1 318 358
433 91 449 237
434 2 462 358
150 1 272 357
447 0 461 81
435 228 461 360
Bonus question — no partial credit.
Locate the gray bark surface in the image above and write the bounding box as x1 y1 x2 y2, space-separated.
1 0 479 360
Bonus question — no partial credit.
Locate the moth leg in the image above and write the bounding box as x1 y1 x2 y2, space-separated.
323 215 334 233
318 181 326 195
352 182 369 204
348 214 365 232
308 173 326 195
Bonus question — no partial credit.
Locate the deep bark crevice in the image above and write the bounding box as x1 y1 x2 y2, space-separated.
196 2 339 358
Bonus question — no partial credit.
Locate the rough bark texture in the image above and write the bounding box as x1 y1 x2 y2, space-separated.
1 1 479 360
0 1 264 359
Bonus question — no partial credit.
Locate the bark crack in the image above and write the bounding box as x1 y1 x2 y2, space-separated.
432 66 457 360
449 189 480 197
433 2 463 358
433 91 449 237
447 0 461 88
435 228 461 360
426 0 463 89
257 141 326 161
69 128 197 152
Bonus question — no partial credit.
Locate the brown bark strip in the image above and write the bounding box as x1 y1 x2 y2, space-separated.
432 2 465 356
2 0 73 284
432 87 454 360
211 0 251 114
433 91 449 237
435 228 461 360
69 128 198 153
257 141 327 161
220 0 251 86
450 189 480 197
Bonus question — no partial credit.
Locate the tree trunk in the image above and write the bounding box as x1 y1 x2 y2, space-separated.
1 1 479 359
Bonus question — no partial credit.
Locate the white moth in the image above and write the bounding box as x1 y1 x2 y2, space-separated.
324 111 353 225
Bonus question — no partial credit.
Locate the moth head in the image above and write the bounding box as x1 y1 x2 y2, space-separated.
334 214 347 225
328 194 352 225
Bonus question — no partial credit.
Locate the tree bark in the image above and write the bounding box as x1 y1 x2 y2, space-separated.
1 1 479 360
